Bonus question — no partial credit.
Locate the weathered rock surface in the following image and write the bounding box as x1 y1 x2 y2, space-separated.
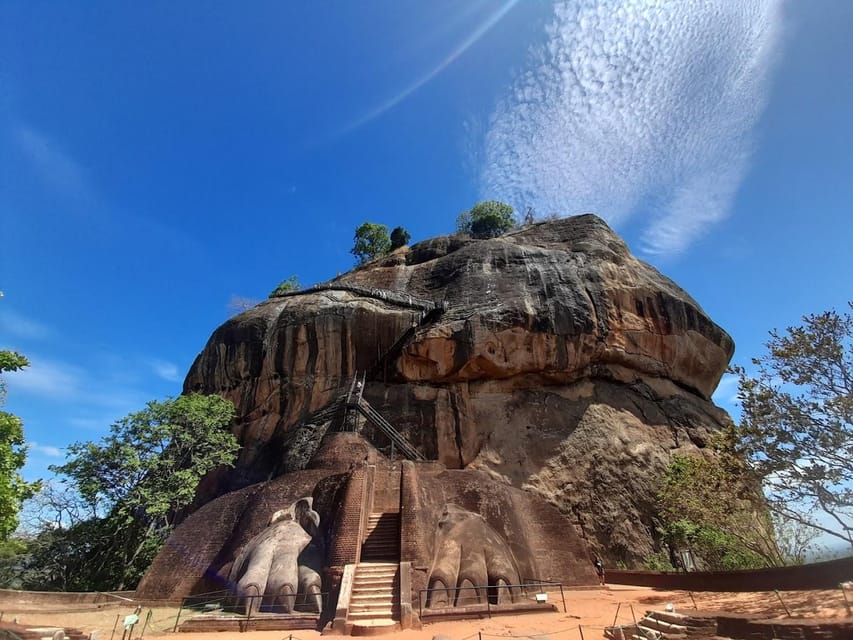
182 215 734 565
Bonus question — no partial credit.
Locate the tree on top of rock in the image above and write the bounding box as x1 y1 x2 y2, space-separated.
389 226 411 250
456 200 516 238
269 275 300 298
351 222 391 264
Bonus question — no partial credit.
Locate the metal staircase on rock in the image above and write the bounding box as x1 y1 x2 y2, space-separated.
348 512 402 632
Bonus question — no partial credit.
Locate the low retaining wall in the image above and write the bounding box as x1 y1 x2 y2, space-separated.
608 556 853 591
0 588 135 606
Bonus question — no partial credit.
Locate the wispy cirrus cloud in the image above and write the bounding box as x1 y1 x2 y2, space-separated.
13 124 95 203
149 359 183 384
0 310 53 341
480 0 783 255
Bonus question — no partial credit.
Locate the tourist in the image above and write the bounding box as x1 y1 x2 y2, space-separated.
593 557 605 585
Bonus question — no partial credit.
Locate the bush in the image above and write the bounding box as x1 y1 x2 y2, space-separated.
456 201 515 238
389 226 411 249
269 275 300 297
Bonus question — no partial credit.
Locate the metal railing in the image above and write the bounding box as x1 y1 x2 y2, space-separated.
172 589 329 632
417 579 567 620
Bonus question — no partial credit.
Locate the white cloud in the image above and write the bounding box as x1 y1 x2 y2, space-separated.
0 310 53 341
149 359 183 383
712 373 739 407
28 442 63 458
480 0 783 255
14 125 94 202
6 356 82 400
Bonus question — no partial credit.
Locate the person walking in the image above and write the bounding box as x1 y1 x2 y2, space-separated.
593 557 606 586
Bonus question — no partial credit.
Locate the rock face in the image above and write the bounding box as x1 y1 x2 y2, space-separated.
178 215 733 567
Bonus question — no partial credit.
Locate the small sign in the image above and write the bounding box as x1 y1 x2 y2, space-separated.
535 593 548 603
123 614 139 629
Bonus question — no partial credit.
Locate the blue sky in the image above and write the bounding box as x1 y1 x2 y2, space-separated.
2 0 852 495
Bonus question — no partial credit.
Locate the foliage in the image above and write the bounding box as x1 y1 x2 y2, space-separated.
658 425 785 568
269 275 301 298
351 222 391 264
456 201 516 238
33 394 239 590
389 226 411 250
0 351 40 539
734 302 853 549
642 549 676 571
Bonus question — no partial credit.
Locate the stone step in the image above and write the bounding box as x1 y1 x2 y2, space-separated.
349 607 398 617
354 575 396 584
640 617 688 634
355 565 398 574
355 567 397 576
349 600 394 617
354 579 396 588
352 585 398 594
637 625 685 640
352 592 395 601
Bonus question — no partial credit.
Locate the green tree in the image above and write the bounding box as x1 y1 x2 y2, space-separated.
389 226 411 249
47 394 239 589
657 426 784 569
0 351 40 539
269 275 301 297
734 302 853 549
456 201 516 238
351 222 391 264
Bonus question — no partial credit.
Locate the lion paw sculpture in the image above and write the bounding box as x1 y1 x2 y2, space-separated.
426 504 521 608
228 497 323 614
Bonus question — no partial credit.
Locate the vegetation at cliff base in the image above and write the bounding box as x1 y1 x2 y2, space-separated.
1 394 238 591
656 425 783 570
655 301 853 569
0 351 40 540
457 200 516 238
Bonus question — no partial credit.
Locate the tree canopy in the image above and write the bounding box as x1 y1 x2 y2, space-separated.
5 393 241 590
389 226 411 250
734 302 853 549
0 351 40 539
456 201 516 239
351 222 391 264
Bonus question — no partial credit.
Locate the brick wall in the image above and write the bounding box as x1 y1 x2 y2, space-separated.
608 556 853 591
328 466 366 571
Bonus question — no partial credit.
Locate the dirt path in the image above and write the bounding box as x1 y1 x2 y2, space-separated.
4 585 849 640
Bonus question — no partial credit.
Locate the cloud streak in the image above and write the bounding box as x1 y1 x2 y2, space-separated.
28 442 64 458
14 125 95 203
149 359 183 384
0 310 53 341
480 0 783 255
336 0 520 135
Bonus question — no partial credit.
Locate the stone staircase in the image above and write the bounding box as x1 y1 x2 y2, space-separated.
606 610 717 640
348 512 401 633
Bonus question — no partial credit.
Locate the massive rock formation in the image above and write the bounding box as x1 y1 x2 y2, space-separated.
181 215 731 562
138 214 733 607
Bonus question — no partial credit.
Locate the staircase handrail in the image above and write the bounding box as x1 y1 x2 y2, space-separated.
355 400 425 461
